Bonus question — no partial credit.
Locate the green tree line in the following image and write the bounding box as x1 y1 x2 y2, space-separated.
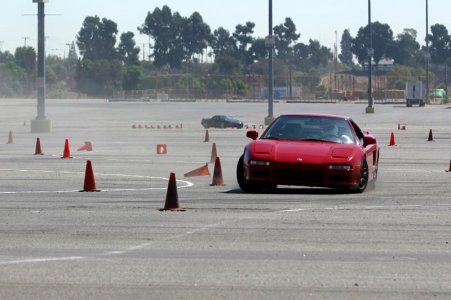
1 5 450 98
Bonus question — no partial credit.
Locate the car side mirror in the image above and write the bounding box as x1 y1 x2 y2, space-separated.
363 135 376 146
246 130 259 140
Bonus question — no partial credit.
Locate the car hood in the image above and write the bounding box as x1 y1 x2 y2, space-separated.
250 140 359 164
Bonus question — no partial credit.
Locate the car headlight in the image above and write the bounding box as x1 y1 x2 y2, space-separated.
249 160 271 166
328 165 351 171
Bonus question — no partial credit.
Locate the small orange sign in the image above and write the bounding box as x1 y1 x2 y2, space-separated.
157 144 167 154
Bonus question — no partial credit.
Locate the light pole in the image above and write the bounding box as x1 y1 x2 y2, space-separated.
425 0 430 103
366 0 375 113
31 0 52 133
264 0 275 125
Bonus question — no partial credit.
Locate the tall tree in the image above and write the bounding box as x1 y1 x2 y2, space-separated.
387 29 420 66
428 24 451 64
351 22 394 67
209 27 236 57
139 6 210 68
0 50 15 64
339 29 353 65
308 39 333 68
14 46 36 76
76 16 118 61
274 18 300 98
139 6 181 68
233 22 256 67
117 32 140 66
182 12 211 61
273 17 300 59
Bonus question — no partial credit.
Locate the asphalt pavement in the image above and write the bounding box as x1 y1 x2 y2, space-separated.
1 98 451 299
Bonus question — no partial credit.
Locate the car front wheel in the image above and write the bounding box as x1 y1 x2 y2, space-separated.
236 155 275 193
351 159 369 193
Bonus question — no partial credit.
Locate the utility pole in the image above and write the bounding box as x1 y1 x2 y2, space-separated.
22 37 30 47
264 0 275 125
425 0 430 104
366 0 375 113
334 30 337 100
30 0 52 133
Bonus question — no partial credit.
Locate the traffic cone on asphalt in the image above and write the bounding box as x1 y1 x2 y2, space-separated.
77 141 93 151
204 129 210 142
210 157 225 186
388 132 397 146
210 142 218 163
80 160 100 192
61 139 72 158
159 172 185 211
6 131 13 144
446 159 451 172
184 163 210 177
427 129 434 142
34 137 43 155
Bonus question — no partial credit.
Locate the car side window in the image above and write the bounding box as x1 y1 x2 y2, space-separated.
350 120 364 145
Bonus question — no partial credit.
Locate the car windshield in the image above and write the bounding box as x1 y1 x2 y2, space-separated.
261 115 356 144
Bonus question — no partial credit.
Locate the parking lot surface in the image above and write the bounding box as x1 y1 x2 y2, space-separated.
1 99 451 299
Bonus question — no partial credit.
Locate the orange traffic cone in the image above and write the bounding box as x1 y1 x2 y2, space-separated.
157 144 167 154
34 137 43 155
204 129 210 142
80 160 100 192
427 129 434 142
446 159 451 172
184 163 210 177
6 131 13 144
77 141 93 151
210 157 225 186
159 172 185 211
388 132 396 146
210 142 218 163
61 139 73 158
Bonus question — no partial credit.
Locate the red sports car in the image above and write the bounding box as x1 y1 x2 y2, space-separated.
236 114 379 193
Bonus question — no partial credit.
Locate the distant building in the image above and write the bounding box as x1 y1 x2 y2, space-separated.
261 86 302 99
364 58 394 73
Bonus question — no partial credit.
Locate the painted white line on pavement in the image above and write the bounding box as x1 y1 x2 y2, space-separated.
0 256 85 266
280 204 422 213
0 169 194 194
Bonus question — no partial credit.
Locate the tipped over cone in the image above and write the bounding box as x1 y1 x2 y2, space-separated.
61 139 72 158
184 163 210 177
210 157 225 186
159 173 185 211
6 131 13 144
210 142 218 163
427 129 434 142
77 141 93 151
204 129 210 142
34 137 43 155
388 132 396 146
80 160 100 192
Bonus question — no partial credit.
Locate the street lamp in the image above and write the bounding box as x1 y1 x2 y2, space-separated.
425 0 430 103
31 0 52 133
265 0 275 125
366 0 375 113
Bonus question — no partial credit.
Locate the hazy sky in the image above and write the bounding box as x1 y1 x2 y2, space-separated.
0 0 449 57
